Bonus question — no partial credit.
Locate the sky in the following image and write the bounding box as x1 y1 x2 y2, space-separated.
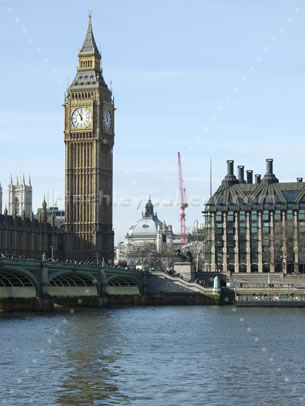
1 0 305 243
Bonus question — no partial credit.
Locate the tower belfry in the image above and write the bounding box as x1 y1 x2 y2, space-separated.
64 12 114 262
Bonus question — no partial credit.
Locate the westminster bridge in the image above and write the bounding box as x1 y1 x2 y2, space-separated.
0 258 222 311
0 258 146 310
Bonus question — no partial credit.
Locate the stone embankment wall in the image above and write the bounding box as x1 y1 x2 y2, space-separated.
0 297 54 312
108 294 218 306
140 272 220 305
143 272 197 295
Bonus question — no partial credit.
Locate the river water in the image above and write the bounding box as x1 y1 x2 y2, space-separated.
0 306 305 405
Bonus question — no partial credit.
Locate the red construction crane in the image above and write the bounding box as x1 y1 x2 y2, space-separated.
178 152 188 247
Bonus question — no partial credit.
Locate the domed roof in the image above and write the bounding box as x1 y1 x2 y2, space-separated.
128 217 162 238
127 198 162 238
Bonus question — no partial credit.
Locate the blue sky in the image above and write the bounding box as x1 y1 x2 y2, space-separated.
1 0 305 243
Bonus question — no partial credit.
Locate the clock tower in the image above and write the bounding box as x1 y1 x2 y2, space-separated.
64 12 114 263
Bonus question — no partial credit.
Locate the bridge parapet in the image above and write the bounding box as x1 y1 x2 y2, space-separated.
0 258 144 300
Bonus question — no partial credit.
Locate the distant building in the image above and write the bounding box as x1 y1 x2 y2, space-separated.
204 159 305 274
0 198 64 259
8 176 32 217
115 198 180 267
189 221 205 242
36 206 65 228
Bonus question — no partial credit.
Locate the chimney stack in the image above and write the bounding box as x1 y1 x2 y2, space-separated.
263 158 279 184
247 170 253 184
227 160 234 176
238 166 245 183
255 174 261 184
266 159 273 175
222 159 238 186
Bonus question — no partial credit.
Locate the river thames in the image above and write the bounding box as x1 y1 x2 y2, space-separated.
1 306 305 405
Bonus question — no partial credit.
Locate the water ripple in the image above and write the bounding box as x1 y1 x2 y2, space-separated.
1 307 305 405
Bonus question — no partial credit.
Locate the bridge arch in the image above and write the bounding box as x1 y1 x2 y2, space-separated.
48 271 99 297
0 269 38 298
106 275 141 295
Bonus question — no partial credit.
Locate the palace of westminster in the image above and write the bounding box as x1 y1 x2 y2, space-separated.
1 14 305 275
0 14 114 263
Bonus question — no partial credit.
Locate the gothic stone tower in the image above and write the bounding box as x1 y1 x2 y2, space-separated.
64 13 114 263
8 176 32 217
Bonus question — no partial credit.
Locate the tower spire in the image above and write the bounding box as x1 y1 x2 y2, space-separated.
70 12 110 90
79 11 101 58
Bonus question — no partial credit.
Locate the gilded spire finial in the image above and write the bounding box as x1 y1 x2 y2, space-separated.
88 7 93 20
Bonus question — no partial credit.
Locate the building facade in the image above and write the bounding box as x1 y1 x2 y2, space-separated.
36 206 65 228
8 176 32 217
115 199 180 267
0 199 64 260
64 13 114 262
204 159 305 274
0 176 63 259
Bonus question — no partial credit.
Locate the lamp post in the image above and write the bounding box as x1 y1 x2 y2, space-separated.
231 279 236 303
267 267 270 301
195 241 204 273
278 255 283 273
196 250 199 273
50 245 53 261
288 282 291 300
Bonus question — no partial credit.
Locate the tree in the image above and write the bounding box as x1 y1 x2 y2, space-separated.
126 242 175 270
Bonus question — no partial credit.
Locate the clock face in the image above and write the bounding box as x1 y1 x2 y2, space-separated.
71 107 91 129
103 109 112 131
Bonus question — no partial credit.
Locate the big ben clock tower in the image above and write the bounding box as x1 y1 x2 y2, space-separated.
64 12 114 263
